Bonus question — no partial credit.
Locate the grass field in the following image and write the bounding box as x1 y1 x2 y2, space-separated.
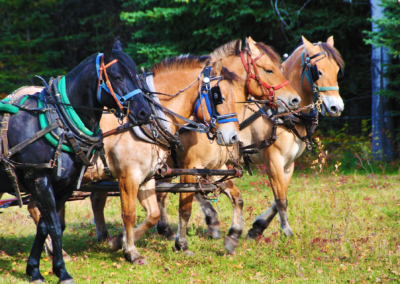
0 168 399 283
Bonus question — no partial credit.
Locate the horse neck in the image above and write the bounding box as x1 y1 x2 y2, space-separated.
220 56 248 113
64 62 102 133
153 69 203 134
282 48 314 110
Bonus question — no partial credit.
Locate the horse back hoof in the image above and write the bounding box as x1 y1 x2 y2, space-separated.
183 250 195 257
208 225 221 239
133 257 147 265
108 234 123 252
282 228 294 238
247 229 261 240
58 279 76 284
223 236 238 255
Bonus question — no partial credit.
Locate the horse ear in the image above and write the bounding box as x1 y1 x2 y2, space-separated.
213 59 223 77
104 37 114 61
246 37 260 57
302 36 315 55
326 36 334 47
113 37 123 51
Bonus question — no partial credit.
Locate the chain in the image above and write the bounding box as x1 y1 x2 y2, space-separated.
244 97 323 119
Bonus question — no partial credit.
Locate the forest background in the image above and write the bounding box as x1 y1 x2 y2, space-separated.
0 0 399 170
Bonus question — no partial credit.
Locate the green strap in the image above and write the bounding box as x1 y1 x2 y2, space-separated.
300 51 339 97
58 77 100 136
38 98 75 153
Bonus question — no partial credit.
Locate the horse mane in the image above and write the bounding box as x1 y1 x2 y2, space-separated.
65 53 97 80
254 42 282 69
284 42 344 70
215 66 241 84
210 39 281 69
65 49 139 81
152 55 211 75
210 39 242 60
111 49 138 79
317 42 345 70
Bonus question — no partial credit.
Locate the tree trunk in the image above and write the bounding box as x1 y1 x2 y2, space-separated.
370 0 394 161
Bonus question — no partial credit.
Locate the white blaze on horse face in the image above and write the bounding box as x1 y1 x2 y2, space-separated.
320 93 344 117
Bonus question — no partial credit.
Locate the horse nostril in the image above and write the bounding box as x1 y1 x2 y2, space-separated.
330 106 338 113
138 110 148 119
290 97 301 106
230 135 239 144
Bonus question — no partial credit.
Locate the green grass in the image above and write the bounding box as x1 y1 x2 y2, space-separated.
1 170 399 283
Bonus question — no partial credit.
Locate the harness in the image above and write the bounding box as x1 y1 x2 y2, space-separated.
0 54 144 205
239 47 343 175
240 49 290 108
96 53 142 116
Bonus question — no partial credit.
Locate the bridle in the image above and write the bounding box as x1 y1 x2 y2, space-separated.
194 66 238 131
240 49 290 108
301 49 343 109
96 53 143 116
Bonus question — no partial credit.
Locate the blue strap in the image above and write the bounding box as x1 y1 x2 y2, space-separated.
194 91 213 118
218 117 238 123
96 53 142 104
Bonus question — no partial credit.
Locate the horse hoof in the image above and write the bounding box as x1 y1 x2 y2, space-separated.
247 229 261 240
31 279 45 284
223 236 237 255
208 226 221 239
58 279 76 284
108 234 123 252
133 257 147 265
282 228 294 238
183 250 195 257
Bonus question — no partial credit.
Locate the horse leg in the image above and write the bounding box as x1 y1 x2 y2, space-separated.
248 154 294 238
133 180 160 241
194 193 221 239
28 198 71 261
90 192 109 242
156 192 176 240
117 172 146 264
26 171 73 283
220 180 244 254
175 175 195 255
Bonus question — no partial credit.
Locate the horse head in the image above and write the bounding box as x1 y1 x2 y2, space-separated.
101 38 152 124
298 36 345 117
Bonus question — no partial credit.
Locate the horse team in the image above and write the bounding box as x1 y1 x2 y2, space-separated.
0 35 344 283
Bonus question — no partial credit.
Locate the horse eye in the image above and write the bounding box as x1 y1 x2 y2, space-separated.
114 76 122 82
265 69 273 74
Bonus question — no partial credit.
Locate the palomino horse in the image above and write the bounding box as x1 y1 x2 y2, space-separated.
93 37 302 255
178 36 345 240
245 36 344 238
0 39 152 283
80 54 241 264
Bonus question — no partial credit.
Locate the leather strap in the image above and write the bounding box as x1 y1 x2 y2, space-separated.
65 131 93 166
7 121 61 158
1 160 23 207
1 113 10 157
100 148 113 178
102 122 132 137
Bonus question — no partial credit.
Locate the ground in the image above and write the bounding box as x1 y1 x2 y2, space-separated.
0 168 399 283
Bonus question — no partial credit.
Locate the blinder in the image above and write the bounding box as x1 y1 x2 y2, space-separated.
211 85 223 105
194 66 238 129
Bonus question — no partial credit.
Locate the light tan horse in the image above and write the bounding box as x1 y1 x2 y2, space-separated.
13 55 241 265
94 37 302 255
179 36 345 239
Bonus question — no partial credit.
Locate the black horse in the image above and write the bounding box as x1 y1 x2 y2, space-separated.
0 38 151 283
